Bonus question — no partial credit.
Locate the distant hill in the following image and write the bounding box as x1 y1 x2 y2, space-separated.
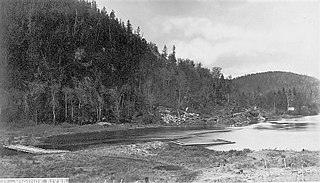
232 71 320 95
231 71 320 113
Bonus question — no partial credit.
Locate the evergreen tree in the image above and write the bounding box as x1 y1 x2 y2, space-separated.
161 45 168 59
126 20 132 33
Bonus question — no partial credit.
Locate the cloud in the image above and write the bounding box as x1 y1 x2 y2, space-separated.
214 52 289 77
103 0 319 78
157 10 319 77
155 16 259 41
164 17 276 64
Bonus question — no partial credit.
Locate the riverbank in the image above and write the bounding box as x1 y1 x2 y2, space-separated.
0 106 226 145
0 141 319 182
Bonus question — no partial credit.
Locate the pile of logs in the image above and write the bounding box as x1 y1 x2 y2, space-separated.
226 110 266 127
157 106 200 124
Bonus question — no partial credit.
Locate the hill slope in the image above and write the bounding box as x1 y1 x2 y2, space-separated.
0 0 235 124
232 71 320 113
232 71 320 94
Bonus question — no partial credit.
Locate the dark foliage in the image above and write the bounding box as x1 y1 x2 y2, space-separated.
0 0 233 125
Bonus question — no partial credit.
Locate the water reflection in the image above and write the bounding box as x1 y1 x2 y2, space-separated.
255 121 310 130
183 115 320 151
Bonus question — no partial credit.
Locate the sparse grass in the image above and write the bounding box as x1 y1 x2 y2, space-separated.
0 143 319 182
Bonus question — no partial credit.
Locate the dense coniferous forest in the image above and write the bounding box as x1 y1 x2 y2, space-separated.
0 0 318 126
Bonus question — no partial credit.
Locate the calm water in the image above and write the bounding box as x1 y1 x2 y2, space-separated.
37 115 320 152
182 115 320 151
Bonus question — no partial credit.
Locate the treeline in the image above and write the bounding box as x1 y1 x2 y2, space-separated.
0 0 233 126
233 71 320 114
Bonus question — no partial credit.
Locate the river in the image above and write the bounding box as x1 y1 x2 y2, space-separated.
37 115 320 152
180 115 320 151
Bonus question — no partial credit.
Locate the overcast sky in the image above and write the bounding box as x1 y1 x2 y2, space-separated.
95 0 320 79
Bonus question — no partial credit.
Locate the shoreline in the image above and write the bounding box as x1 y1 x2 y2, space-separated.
0 112 317 148
0 114 319 182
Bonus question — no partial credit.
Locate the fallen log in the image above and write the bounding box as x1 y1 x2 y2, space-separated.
3 144 69 154
171 139 235 146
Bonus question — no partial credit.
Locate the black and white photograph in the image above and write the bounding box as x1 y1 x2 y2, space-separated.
0 0 319 182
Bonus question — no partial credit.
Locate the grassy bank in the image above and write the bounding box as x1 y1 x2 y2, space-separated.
0 141 319 182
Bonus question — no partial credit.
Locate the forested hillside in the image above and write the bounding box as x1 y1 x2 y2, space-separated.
232 71 320 114
0 0 318 126
0 0 233 125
